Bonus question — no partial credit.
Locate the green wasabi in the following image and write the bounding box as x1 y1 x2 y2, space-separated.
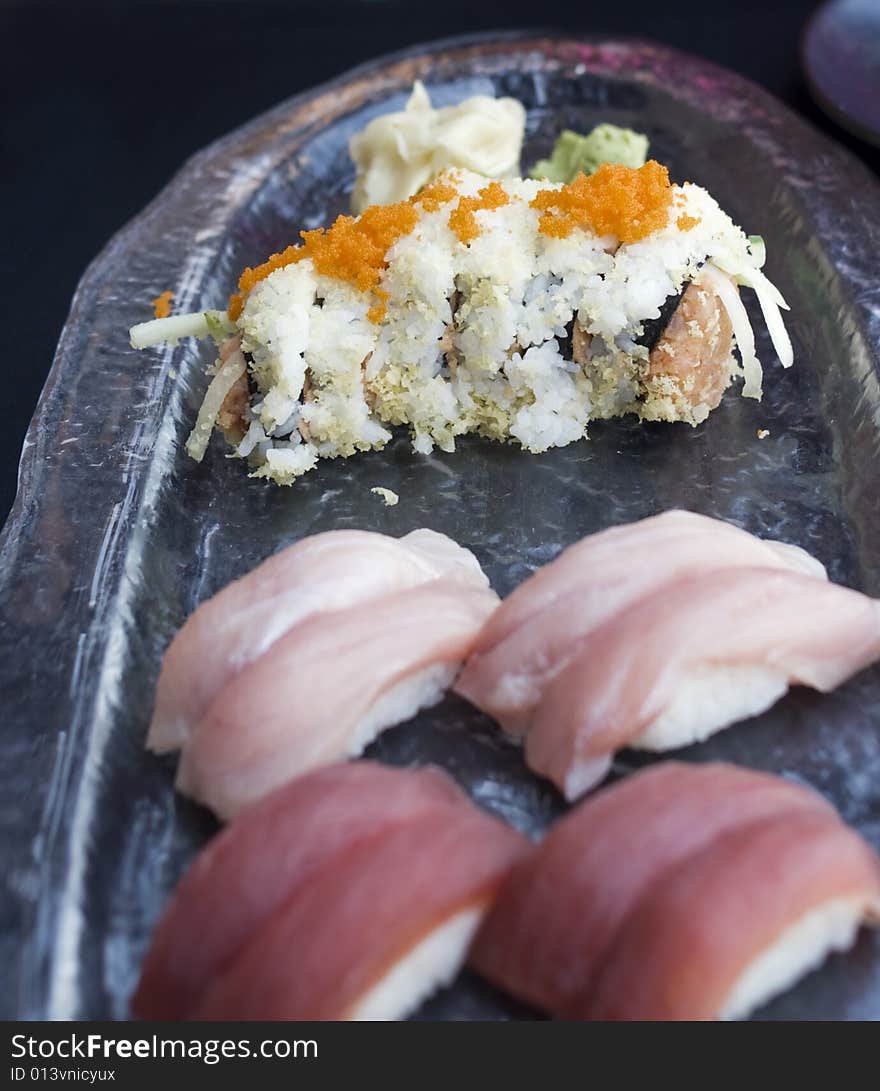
530 124 650 183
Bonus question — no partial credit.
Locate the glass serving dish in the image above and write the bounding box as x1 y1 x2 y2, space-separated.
1 33 879 1020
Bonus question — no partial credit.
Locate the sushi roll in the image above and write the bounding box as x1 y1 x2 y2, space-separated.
134 762 528 1021
174 579 499 819
130 161 792 484
471 763 880 1021
455 510 827 739
148 527 490 753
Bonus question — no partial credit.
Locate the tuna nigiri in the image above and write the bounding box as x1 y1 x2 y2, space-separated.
456 510 826 737
583 809 880 1020
134 762 527 1021
149 527 489 753
176 579 499 819
525 567 880 799
471 763 880 1020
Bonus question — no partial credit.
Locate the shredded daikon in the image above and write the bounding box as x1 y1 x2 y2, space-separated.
370 486 400 507
736 263 789 309
734 267 794 369
185 351 247 462
702 264 763 400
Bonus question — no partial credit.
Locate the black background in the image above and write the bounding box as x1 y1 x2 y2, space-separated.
2 0 878 525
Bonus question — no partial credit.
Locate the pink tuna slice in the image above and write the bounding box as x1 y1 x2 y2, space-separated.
192 804 526 1020
525 566 880 800
176 579 499 819
456 510 825 738
149 528 489 753
471 761 835 1015
582 807 880 1020
134 761 492 1020
134 762 526 1021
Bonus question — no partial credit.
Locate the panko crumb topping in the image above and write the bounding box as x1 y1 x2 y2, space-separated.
370 486 400 506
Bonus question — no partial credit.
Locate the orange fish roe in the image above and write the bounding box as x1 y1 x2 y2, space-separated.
228 201 420 323
299 202 419 292
449 181 510 244
676 213 701 231
531 160 673 244
414 176 459 213
368 287 390 324
152 290 174 319
227 293 245 321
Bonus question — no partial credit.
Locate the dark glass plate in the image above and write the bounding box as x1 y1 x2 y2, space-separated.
1 33 879 1021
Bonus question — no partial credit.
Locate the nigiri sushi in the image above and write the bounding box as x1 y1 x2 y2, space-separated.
149 527 489 754
134 762 527 1021
176 579 499 819
455 510 826 737
526 566 880 799
130 160 792 484
471 763 880 1020
585 810 880 1021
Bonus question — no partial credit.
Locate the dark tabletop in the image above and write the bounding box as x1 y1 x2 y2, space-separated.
2 0 878 526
